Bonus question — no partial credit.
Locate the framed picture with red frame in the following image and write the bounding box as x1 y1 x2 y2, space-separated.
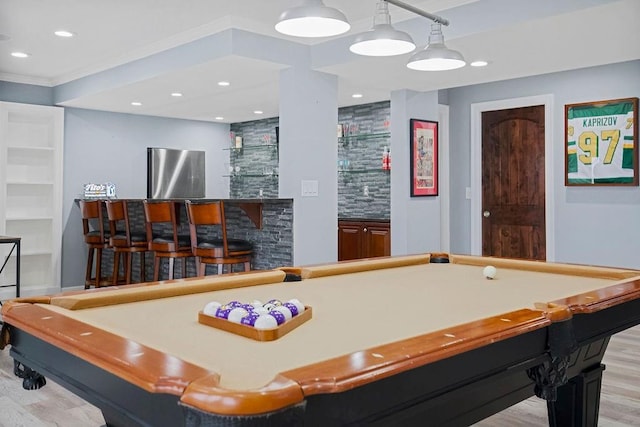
410 119 438 196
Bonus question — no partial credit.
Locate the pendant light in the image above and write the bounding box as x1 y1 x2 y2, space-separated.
350 1 415 57
275 0 350 38
407 23 466 71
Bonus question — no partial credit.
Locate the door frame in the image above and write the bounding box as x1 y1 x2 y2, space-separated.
439 104 450 252
469 95 556 261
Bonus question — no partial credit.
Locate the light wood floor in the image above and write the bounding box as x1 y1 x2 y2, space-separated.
0 325 638 426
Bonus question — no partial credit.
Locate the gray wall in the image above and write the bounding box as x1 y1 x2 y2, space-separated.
447 59 640 269
0 81 53 106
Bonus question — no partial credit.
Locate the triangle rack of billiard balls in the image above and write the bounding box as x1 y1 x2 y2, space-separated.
198 299 313 341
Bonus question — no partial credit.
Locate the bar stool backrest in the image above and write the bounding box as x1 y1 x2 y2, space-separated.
79 199 108 245
142 200 185 252
185 200 229 256
106 200 145 247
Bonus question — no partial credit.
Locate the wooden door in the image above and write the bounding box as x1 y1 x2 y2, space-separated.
338 221 362 261
363 222 391 258
481 106 546 260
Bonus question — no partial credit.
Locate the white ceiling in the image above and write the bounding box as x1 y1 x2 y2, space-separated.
1 0 639 123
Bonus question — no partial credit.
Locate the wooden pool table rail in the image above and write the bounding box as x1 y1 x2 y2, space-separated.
2 295 565 416
2 303 213 396
285 253 640 281
5 269 287 311
450 254 640 280
182 306 561 415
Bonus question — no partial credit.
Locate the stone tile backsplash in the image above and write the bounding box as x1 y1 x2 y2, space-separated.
229 101 391 220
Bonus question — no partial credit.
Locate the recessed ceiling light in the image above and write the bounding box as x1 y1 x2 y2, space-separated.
11 52 30 58
218 81 230 86
171 92 183 97
215 116 224 120
254 110 264 115
131 101 142 106
352 93 363 98
54 30 75 38
470 60 488 67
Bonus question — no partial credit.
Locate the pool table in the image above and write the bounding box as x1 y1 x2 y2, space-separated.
2 253 640 427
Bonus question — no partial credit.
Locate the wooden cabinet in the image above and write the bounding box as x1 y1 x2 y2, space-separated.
0 102 64 298
338 220 390 261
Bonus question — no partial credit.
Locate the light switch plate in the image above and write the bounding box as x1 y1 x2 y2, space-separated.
301 180 319 197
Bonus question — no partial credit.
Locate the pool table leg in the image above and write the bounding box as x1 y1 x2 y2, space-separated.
13 360 46 390
547 363 606 427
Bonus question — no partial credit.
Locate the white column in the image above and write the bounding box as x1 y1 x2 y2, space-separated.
278 67 338 265
390 89 441 255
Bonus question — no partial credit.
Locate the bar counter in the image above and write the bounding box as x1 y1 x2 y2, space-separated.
73 198 293 280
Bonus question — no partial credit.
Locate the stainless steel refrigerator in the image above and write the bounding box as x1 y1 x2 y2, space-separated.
146 147 205 199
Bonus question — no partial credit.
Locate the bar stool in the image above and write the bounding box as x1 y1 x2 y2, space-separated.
79 199 110 289
143 200 193 281
185 200 253 276
105 200 148 285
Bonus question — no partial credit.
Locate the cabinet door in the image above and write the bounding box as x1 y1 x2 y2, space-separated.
363 222 390 258
338 221 363 261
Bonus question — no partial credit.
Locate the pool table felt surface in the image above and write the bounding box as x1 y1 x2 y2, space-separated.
28 255 640 392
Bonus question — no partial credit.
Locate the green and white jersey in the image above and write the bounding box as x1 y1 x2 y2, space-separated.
567 100 636 184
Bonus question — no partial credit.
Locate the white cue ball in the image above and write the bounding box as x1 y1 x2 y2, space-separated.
483 265 497 279
203 301 222 316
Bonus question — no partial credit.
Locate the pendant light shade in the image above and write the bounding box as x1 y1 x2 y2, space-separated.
275 0 350 38
407 23 467 71
350 1 416 57
407 23 465 71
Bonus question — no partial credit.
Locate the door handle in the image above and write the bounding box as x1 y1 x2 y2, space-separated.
483 211 490 218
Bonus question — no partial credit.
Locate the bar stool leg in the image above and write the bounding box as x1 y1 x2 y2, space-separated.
153 256 161 281
95 248 103 288
112 251 121 286
168 258 175 280
124 253 132 284
140 252 146 282
85 248 94 289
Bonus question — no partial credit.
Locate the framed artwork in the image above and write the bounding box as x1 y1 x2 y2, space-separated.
410 119 438 196
565 97 638 186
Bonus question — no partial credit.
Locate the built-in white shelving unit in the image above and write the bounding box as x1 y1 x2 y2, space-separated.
0 102 64 297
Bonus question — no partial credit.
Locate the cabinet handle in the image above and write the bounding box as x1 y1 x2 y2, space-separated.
363 227 368 232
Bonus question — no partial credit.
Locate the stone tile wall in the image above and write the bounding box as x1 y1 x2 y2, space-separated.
338 101 391 220
228 102 391 220
229 118 280 199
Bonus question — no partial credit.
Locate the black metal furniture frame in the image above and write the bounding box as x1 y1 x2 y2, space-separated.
0 236 20 299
